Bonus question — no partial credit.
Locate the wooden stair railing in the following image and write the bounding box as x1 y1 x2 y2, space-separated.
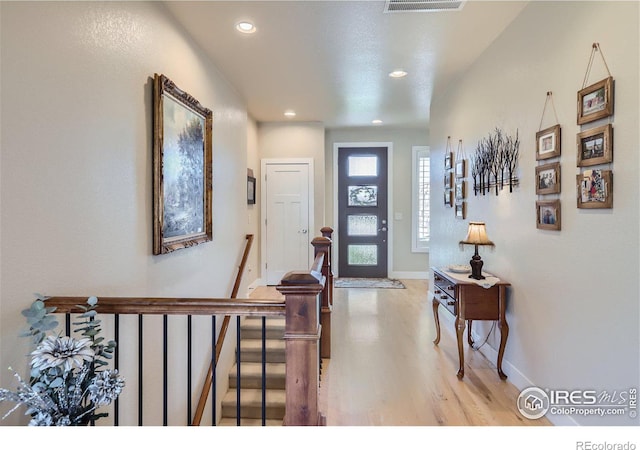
192 233 253 426
312 234 332 358
43 230 332 426
277 250 326 426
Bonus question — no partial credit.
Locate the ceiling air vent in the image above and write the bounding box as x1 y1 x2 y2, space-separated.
384 0 465 13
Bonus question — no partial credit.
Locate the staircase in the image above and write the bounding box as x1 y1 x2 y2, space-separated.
219 316 286 426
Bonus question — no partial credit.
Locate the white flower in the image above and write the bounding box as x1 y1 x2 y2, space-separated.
88 370 125 406
30 336 94 372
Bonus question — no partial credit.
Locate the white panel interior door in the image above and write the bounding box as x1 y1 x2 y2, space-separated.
265 163 310 285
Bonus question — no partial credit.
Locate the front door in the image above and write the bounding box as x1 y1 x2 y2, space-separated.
263 161 312 285
337 147 388 278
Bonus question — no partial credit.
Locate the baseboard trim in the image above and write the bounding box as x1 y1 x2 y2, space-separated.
427 290 577 426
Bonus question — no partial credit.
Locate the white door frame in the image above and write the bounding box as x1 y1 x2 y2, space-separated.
261 158 315 283
332 142 394 278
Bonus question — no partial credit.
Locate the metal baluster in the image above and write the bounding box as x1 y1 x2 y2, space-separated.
262 316 266 426
212 315 217 426
187 315 192 425
114 314 120 426
138 315 143 426
236 316 241 426
163 315 168 426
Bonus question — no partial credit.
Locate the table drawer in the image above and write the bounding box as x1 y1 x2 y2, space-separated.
433 274 457 315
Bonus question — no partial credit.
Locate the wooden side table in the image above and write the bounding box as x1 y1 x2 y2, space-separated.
431 267 510 380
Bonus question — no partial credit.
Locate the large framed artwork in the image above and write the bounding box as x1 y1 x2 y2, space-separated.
153 73 213 255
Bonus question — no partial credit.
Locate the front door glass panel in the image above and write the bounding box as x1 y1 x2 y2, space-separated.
348 244 378 266
347 215 378 236
348 185 378 207
348 156 378 177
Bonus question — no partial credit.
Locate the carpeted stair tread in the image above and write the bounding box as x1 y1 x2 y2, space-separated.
218 417 283 426
221 388 286 420
229 362 286 389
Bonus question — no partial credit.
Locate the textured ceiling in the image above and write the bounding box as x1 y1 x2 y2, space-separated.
163 1 528 129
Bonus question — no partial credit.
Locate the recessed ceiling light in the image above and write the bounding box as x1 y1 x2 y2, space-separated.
389 70 408 78
372 119 383 125
236 21 256 34
284 110 296 118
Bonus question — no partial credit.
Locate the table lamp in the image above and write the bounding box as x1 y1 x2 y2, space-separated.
459 222 494 280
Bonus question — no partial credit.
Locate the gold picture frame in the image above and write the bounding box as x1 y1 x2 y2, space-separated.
153 73 213 255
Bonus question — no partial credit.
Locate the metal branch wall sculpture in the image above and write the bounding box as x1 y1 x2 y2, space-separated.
471 128 520 195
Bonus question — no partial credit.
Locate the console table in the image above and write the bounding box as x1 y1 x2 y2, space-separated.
431 267 510 380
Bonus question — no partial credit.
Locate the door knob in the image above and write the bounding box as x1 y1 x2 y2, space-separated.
301 229 308 234
378 227 387 232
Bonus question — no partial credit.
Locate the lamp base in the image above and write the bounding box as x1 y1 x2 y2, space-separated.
468 255 485 280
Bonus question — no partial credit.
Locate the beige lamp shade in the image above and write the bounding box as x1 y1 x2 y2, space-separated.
460 221 494 246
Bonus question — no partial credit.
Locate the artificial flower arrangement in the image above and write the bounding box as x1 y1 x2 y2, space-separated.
0 295 124 426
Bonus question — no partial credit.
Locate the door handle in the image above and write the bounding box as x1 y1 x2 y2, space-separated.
300 229 308 234
378 227 387 232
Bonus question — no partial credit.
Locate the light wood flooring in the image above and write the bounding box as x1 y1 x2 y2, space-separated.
250 279 551 426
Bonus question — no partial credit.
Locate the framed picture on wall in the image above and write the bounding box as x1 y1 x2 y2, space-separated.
445 152 453 170
455 202 466 220
247 175 256 205
535 162 561 195
444 190 453 207
577 124 613 167
444 172 453 190
153 73 213 255
536 200 561 231
455 159 466 179
536 124 561 160
455 181 466 200
577 169 613 209
577 76 614 125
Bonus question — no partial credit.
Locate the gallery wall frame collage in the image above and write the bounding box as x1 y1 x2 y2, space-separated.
535 43 614 231
443 137 467 220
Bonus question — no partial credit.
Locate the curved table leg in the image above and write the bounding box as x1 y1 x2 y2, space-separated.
455 315 466 379
432 297 441 345
467 320 474 347
497 285 509 380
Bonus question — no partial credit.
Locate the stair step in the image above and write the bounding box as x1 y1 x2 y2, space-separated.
229 362 286 389
221 388 286 420
239 317 284 339
218 417 283 426
238 339 285 363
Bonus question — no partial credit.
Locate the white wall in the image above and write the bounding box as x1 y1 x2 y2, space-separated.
429 1 639 425
258 121 326 239
0 1 254 425
325 127 429 277
245 117 261 292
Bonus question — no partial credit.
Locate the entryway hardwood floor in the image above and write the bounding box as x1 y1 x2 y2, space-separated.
250 279 551 426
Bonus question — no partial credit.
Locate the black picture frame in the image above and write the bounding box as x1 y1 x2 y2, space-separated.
247 175 256 205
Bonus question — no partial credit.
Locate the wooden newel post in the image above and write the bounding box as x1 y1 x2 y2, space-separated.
320 227 334 308
312 236 332 358
277 270 325 426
